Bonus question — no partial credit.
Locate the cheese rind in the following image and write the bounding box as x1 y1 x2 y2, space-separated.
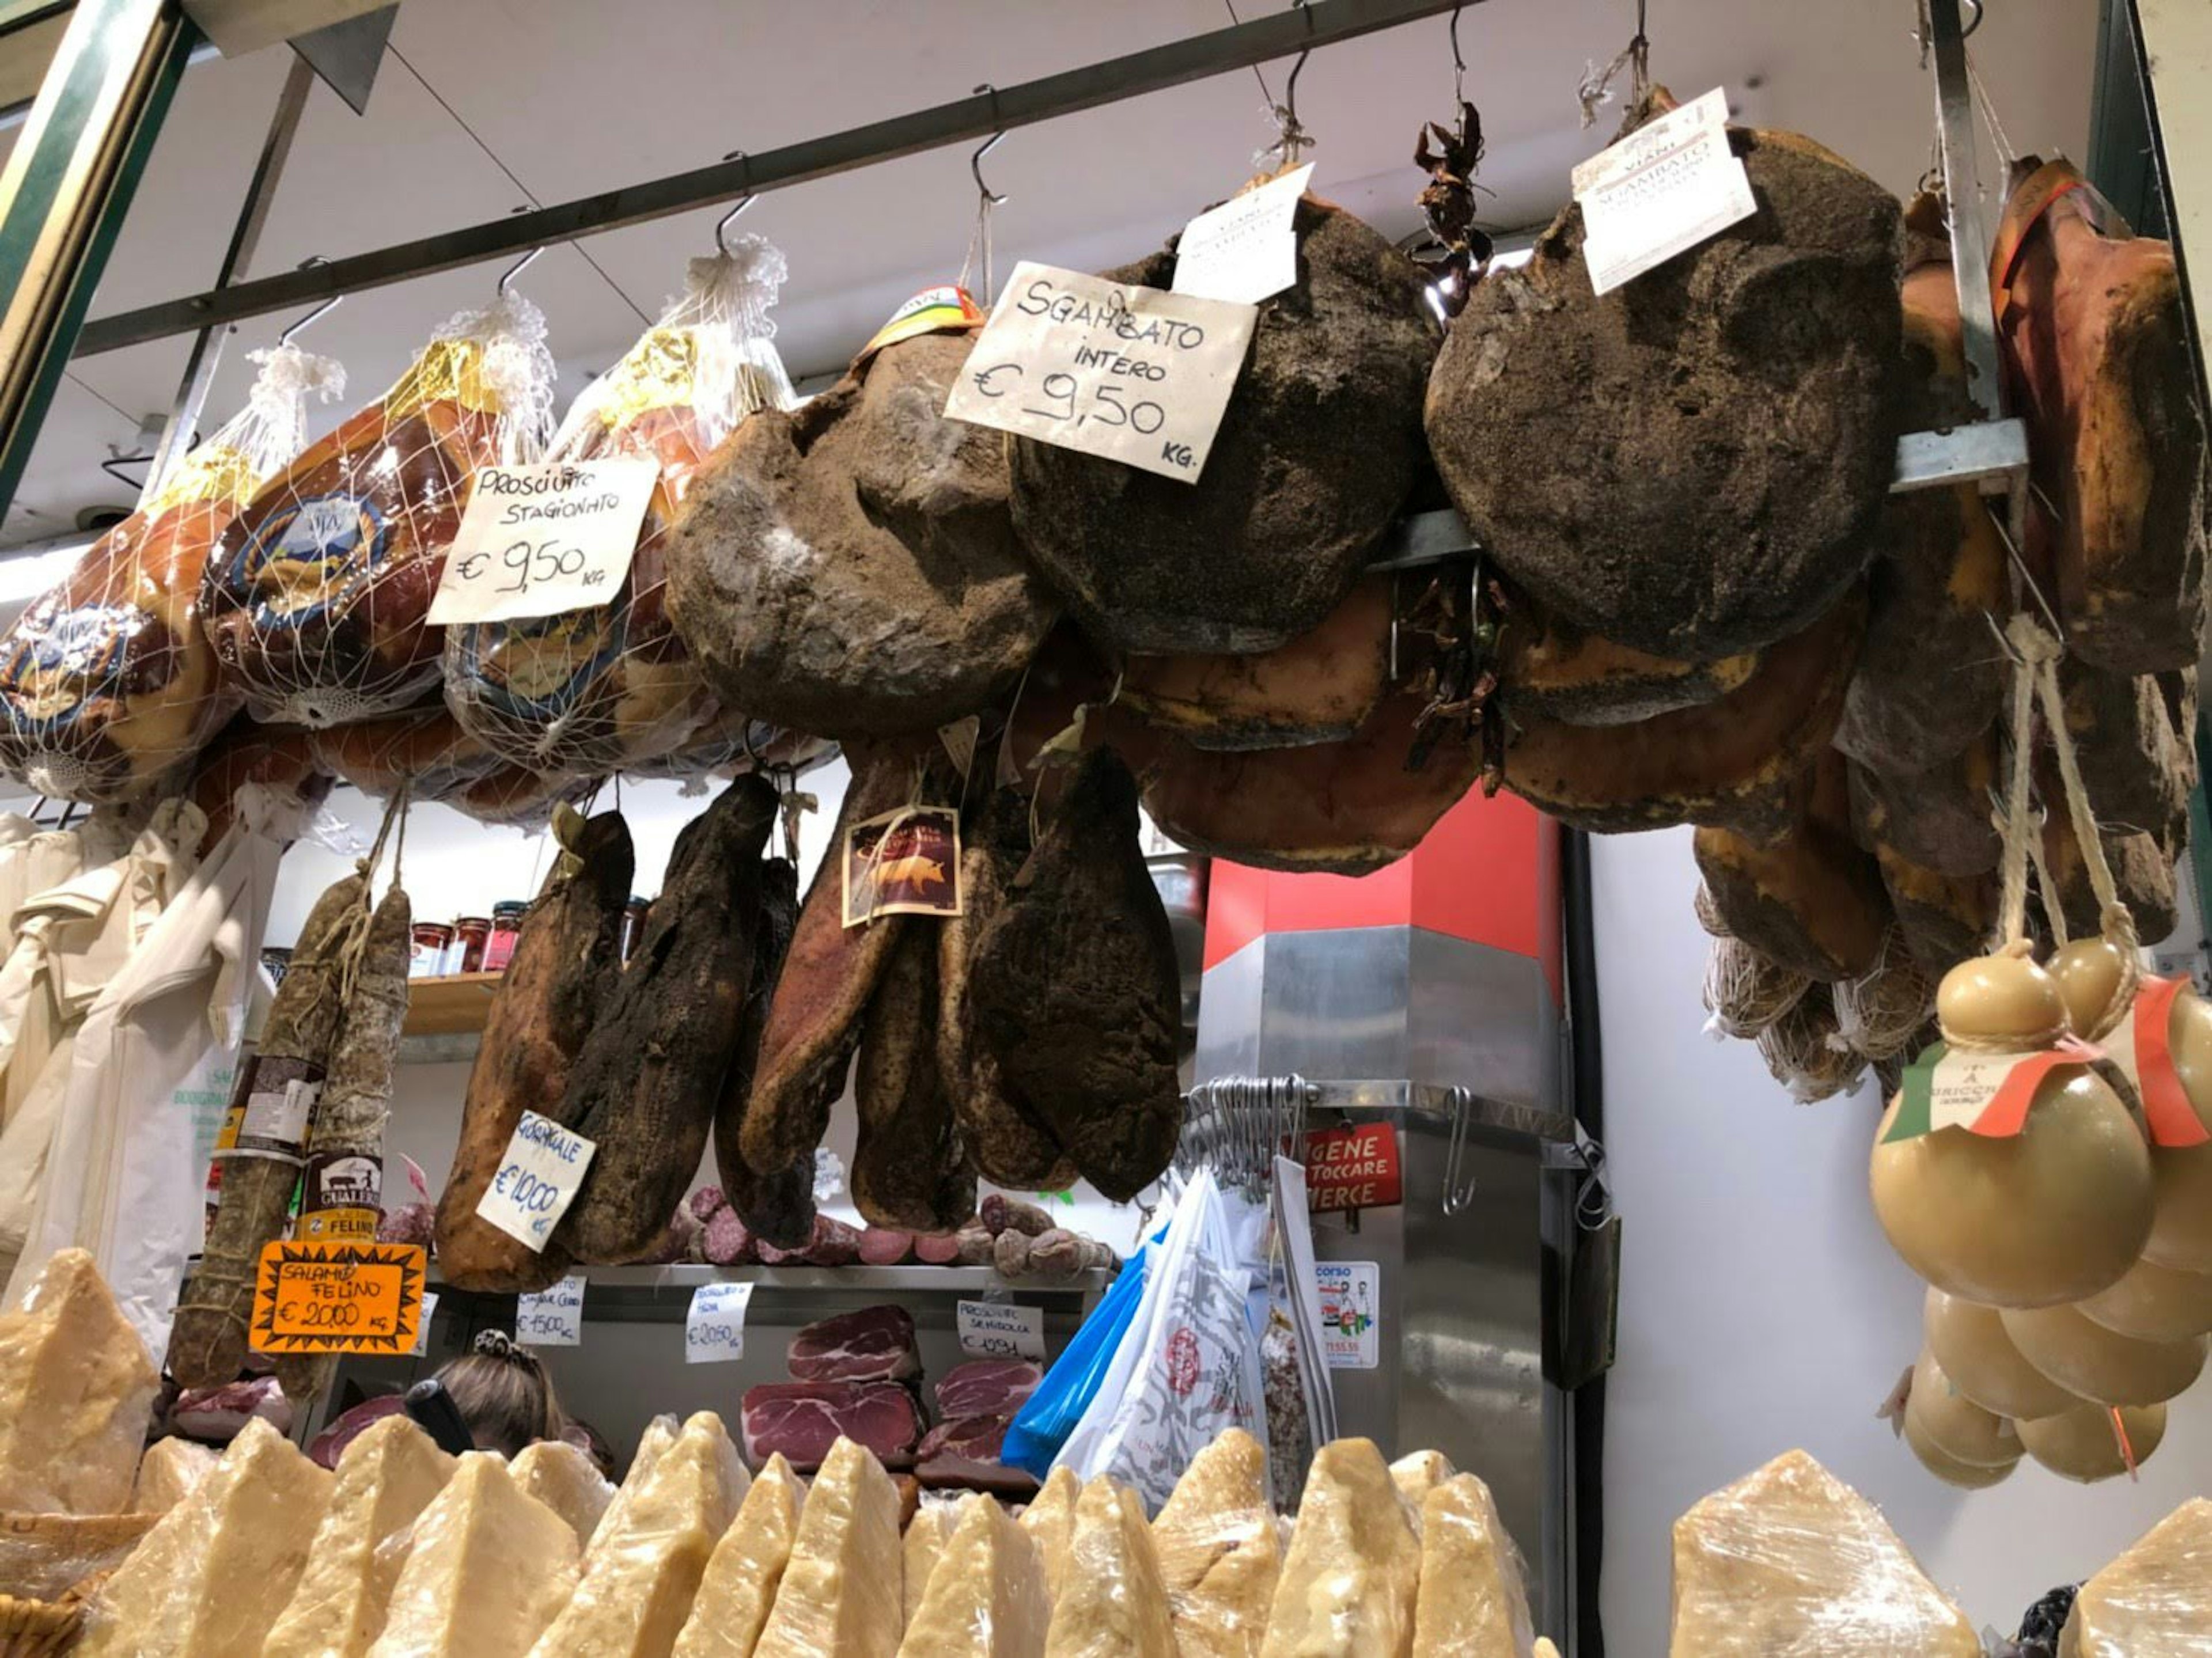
2061 1497 2212 1655
673 1452 808 1658
906 1498 968 1625
1259 1438 1421 1658
129 1436 218 1515
1668 1448 1980 1656
1045 1480 1178 1658
1411 1473 1536 1657
1153 1427 1280 1657
512 1439 616 1550
261 1414 456 1658
78 1415 335 1658
753 1436 906 1658
1021 1467 1081 1606
365 1451 580 1658
897 1490 1051 1656
0 1247 160 1514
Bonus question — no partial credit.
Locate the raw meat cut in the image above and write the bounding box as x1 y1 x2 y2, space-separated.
308 1395 407 1470
914 1414 1037 1497
859 1228 914 1265
1010 194 1434 655
171 1375 291 1443
788 1304 922 1384
934 1359 1041 1419
666 330 1055 738
855 924 976 1232
740 1382 923 1471
756 1214 863 1268
1429 93 1902 662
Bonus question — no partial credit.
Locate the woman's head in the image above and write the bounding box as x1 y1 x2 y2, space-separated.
434 1330 562 1457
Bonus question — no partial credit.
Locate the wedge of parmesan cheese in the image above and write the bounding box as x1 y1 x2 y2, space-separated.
262 1414 455 1658
2061 1497 2212 1656
513 1439 616 1550
1021 1467 1081 1605
77 1416 334 1658
528 1410 748 1658
365 1451 579 1658
129 1437 217 1516
1259 1439 1420 1658
906 1498 969 1625
1153 1428 1280 1658
0 1247 160 1514
753 1436 905 1658
1410 1473 1535 1657
1669 1450 1979 1656
897 1492 1051 1656
1387 1450 1455 1527
593 1413 683 1556
1044 1480 1177 1658
673 1452 808 1658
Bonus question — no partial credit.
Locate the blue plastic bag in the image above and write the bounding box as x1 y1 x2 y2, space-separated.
1002 1235 1155 1478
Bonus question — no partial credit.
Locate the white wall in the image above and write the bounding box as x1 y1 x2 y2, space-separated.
1593 828 2211 1650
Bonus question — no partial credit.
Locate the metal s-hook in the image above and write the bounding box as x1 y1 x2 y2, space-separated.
1448 3 1467 105
278 255 341 346
970 83 1008 206
1442 1085 1480 1215
497 245 543 296
715 150 756 254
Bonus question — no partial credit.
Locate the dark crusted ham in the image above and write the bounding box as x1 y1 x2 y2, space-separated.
739 1382 922 1471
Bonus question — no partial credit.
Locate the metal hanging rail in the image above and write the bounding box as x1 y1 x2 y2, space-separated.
70 0 1474 358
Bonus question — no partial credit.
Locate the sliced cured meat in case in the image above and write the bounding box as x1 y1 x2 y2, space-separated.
787 1306 920 1384
738 1382 921 1471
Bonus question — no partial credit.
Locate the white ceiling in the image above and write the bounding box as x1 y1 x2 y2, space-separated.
0 0 2099 548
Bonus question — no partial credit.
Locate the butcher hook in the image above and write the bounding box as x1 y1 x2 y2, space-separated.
277 256 340 346
497 246 543 296
1448 4 1467 106
970 85 1009 206
715 151 757 253
1441 1085 1480 1215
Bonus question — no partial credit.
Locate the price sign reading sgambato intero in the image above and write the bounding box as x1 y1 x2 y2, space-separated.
943 262 1258 484
427 456 658 625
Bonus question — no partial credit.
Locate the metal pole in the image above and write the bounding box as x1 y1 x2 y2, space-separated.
137 50 315 504
72 0 1471 357
1923 0 2007 424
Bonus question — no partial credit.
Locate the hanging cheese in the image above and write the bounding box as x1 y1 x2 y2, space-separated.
1902 1409 2017 1490
511 1439 617 1550
0 1247 161 1515
2017 1401 2166 1484
1021 1466 1081 1606
1410 1473 1537 1657
1869 953 2153 1307
1153 1427 1280 1658
129 1437 218 1516
897 1489 1051 1657
904 1499 967 1626
2060 1497 2212 1653
77 1416 335 1658
1387 1448 1455 1520
1045 1479 1178 1658
364 1451 579 1658
262 1414 456 1658
1666 1450 1979 1656
1998 1303 2208 1406
1904 1349 2021 1469
1257 1439 1420 1658
1923 1288 2084 1421
2077 1254 2212 1343
2147 987 2212 1272
529 1409 749 1658
753 1436 905 1658
672 1452 807 1658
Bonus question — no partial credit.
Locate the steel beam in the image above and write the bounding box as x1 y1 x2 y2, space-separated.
73 0 1472 356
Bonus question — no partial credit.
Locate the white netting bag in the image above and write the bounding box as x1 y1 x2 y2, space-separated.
1755 984 1868 1105
1702 934 1813 1039
1832 925 1938 1061
0 346 344 803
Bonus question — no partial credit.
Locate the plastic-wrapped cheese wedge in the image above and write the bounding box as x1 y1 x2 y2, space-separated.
897 1488 1051 1657
1923 1289 2084 1420
262 1415 454 1658
512 1439 617 1549
596 1413 681 1558
2061 1496 2212 1654
1903 1409 2017 1490
2018 1401 2166 1482
1387 1448 1455 1523
1410 1473 1538 1657
529 1410 749 1658
0 1246 161 1514
1021 1467 1081 1606
2077 1253 2212 1342
129 1437 217 1515
1668 1449 1979 1656
1258 1439 1421 1658
77 1416 335 1658
1870 953 2152 1306
905 1498 968 1625
1999 1303 2209 1405
365 1451 579 1658
673 1452 807 1658
1152 1428 1281 1658
1904 1350 2022 1469
753 1436 905 1658
1045 1479 1178 1658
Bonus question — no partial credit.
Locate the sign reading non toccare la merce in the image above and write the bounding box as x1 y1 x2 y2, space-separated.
1303 1122 1404 1213
251 1239 426 1356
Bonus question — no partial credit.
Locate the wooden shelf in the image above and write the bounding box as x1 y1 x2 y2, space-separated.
402 973 505 1037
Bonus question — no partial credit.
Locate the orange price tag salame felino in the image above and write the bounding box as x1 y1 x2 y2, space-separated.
250 1240 426 1356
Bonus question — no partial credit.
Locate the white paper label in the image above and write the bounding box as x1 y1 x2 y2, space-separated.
686 1281 753 1364
427 457 659 625
516 1274 585 1348
1571 88 1756 296
956 1299 1045 1361
944 261 1258 483
1316 1261 1381 1370
473 1111 597 1252
408 1291 438 1357
1171 163 1313 305
1925 1048 2022 1132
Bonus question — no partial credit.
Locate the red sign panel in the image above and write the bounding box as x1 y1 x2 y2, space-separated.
1304 1122 1403 1212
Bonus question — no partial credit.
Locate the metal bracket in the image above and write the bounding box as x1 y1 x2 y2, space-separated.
1539 1123 1615 1231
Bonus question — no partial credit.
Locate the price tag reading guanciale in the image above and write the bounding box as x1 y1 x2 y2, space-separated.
251 1240 426 1356
426 456 658 626
474 1110 597 1252
943 262 1258 484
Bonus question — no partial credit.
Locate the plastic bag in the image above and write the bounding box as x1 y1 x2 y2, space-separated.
1002 1235 1153 1479
446 242 797 777
0 347 344 805
202 290 556 729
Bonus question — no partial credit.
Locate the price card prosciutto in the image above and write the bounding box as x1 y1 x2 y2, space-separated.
427 457 657 625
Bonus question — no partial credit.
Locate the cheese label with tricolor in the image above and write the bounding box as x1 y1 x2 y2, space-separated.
2104 976 2210 1147
1885 1038 2101 1141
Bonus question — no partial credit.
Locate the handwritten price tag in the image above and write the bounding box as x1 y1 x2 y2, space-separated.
516 1275 585 1348
427 457 658 625
944 261 1257 484
474 1111 597 1252
408 1291 438 1357
251 1240 426 1356
1571 88 1756 295
686 1281 753 1364
956 1299 1045 1361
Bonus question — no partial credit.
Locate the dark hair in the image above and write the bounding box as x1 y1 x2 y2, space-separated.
433 1330 563 1458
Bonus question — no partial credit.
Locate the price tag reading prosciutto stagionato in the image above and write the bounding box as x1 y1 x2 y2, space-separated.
427 456 657 625
1572 87 1756 296
474 1111 597 1252
943 262 1258 483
